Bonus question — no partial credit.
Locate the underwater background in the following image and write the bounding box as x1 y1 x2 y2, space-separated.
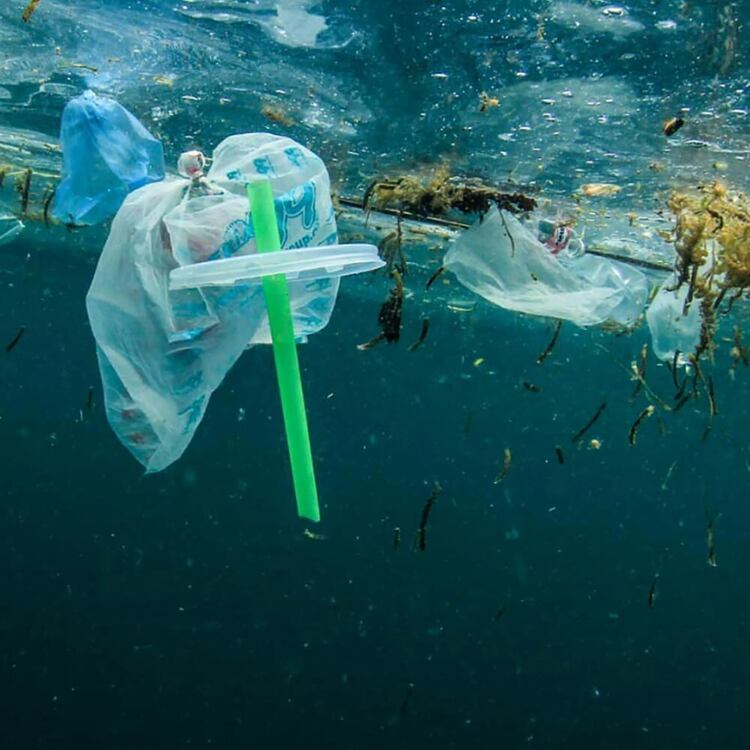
2 1 750 748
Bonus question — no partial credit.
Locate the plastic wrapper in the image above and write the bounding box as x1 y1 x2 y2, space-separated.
86 133 338 473
52 90 165 226
444 208 649 327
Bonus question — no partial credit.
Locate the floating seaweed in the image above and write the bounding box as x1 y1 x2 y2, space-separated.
536 320 562 366
415 483 442 552
493 448 512 485
357 270 404 350
364 168 536 219
5 326 26 353
666 182 750 362
663 116 684 137
628 405 655 446
408 318 430 352
571 401 606 444
22 0 41 23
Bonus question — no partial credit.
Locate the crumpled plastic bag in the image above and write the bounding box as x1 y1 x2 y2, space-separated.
53 90 165 226
646 281 701 362
444 207 649 327
86 133 338 473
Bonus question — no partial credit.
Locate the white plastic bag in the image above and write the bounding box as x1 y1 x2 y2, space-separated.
443 207 648 327
87 133 339 473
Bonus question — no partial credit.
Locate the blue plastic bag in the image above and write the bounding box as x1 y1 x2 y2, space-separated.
52 90 165 226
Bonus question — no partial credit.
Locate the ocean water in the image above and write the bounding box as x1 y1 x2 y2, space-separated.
2 1 750 748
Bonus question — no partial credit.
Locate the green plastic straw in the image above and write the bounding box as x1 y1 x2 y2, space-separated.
247 179 320 523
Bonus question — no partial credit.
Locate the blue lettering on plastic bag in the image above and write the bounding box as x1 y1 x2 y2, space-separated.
283 146 307 167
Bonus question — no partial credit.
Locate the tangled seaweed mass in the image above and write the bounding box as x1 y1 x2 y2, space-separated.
667 182 750 360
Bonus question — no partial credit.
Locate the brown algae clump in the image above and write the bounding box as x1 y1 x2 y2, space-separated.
667 181 750 359
364 168 537 218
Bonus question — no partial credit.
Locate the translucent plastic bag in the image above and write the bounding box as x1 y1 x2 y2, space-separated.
646 281 700 362
52 90 165 226
86 133 338 472
444 208 648 327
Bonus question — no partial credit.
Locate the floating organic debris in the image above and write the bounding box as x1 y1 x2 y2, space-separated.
666 182 750 362
86 385 95 411
303 528 327 541
647 573 659 608
408 317 430 352
580 183 621 197
415 483 442 552
261 102 296 127
706 375 718 418
571 401 606 444
5 325 26 353
479 92 500 112
365 168 536 218
536 320 562 365
22 0 41 23
522 381 541 393
661 459 678 491
663 116 684 137
706 512 718 568
628 405 655 446
554 445 564 464
17 169 32 216
631 343 648 399
588 438 602 451
425 265 446 289
493 448 512 485
378 218 407 276
730 325 749 371
357 270 404 350
393 527 401 549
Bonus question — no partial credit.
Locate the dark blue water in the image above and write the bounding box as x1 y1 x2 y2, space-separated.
3 1 750 748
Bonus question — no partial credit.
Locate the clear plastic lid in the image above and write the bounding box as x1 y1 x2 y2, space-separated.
169 243 384 290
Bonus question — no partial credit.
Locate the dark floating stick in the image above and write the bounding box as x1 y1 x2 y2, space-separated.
670 349 682 391
425 265 446 289
43 186 56 226
408 317 430 352
22 0 42 23
5 325 26 353
673 392 691 412
522 381 541 393
628 405 655 446
393 527 401 550
706 375 718 418
571 401 606 444
493 605 507 622
536 320 562 365
555 445 564 465
86 385 95 411
416 483 442 552
17 168 32 215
